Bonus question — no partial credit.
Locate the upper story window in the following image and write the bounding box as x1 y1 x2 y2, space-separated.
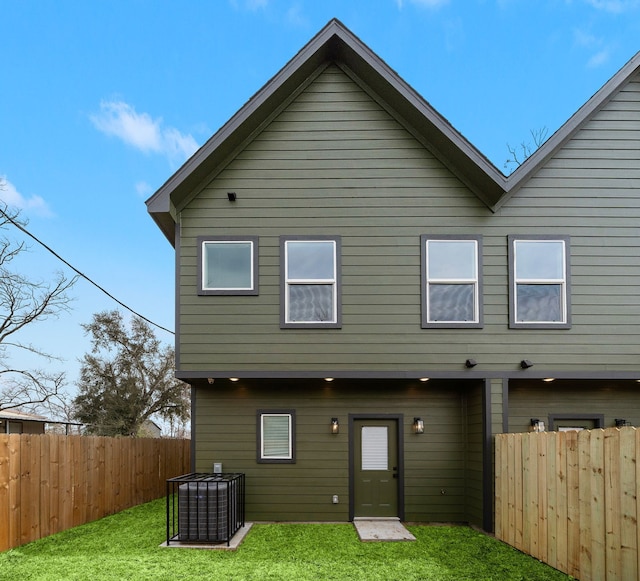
509 235 570 328
421 235 483 328
197 236 259 296
280 236 341 328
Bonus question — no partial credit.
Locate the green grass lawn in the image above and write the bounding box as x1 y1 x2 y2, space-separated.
0 498 570 581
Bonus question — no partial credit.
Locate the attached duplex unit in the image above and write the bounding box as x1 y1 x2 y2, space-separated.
147 19 640 531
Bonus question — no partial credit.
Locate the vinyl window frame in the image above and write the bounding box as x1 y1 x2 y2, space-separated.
197 236 259 296
420 235 483 328
508 235 571 329
256 409 296 464
280 235 342 329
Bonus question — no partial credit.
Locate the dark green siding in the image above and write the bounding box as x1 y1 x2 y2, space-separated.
177 65 640 376
194 379 483 523
508 379 640 433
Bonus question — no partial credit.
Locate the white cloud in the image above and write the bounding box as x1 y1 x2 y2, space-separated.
587 48 611 67
230 0 268 10
584 0 640 13
396 0 450 7
0 176 52 217
286 3 308 27
90 100 198 163
135 181 152 198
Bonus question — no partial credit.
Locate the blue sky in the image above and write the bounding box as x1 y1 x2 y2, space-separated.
1 0 639 402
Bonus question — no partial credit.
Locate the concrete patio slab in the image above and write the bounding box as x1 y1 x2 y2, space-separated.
353 518 416 542
160 523 253 550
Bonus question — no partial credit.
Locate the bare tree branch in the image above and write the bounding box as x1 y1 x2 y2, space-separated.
0 201 77 413
504 126 549 173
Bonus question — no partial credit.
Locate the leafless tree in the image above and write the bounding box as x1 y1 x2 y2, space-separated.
0 196 77 413
504 126 549 173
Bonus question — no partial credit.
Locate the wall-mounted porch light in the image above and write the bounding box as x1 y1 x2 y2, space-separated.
520 359 534 369
331 418 339 434
530 418 545 432
615 418 631 427
413 417 424 434
227 192 237 201
207 378 214 385
465 358 477 368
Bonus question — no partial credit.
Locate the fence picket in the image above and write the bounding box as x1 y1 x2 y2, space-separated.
0 435 189 552
578 429 592 580
620 428 637 580
0 435 9 552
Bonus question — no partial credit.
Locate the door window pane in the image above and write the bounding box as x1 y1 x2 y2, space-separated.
361 426 388 471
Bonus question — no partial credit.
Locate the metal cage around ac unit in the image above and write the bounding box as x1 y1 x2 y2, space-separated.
166 473 245 546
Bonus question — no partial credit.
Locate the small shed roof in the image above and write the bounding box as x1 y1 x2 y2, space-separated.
0 409 49 422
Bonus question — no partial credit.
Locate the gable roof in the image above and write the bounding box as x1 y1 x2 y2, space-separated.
146 18 640 244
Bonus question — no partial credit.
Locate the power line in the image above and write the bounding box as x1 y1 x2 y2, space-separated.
0 206 175 336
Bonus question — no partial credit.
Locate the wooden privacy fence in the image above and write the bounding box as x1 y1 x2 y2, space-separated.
495 428 640 581
0 434 190 552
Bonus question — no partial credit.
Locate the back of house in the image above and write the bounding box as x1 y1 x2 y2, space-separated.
147 19 640 531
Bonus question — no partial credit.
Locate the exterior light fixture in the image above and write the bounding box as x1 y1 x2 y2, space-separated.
227 192 237 201
324 377 334 382
520 359 534 369
229 377 239 382
615 418 631 427
465 358 477 368
413 417 425 434
530 418 545 432
542 378 556 383
331 418 339 434
207 378 214 385
419 377 430 382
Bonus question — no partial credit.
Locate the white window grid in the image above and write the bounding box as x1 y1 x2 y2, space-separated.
284 240 337 324
425 239 479 324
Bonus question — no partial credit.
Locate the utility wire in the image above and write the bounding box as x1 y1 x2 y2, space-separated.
0 206 175 336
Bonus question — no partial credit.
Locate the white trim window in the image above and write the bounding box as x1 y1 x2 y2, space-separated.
510 236 570 328
258 411 295 463
421 236 482 328
198 236 258 295
281 237 341 328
